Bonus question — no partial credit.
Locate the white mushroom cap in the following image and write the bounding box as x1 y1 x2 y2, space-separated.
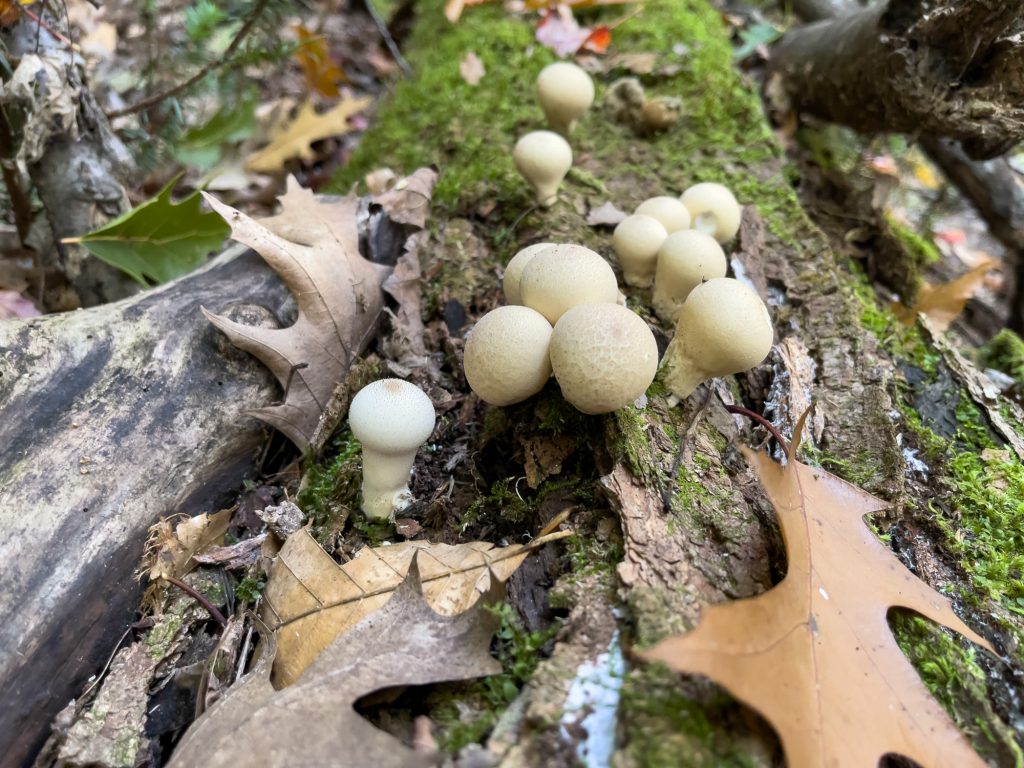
519 243 619 324
635 196 691 234
661 278 773 399
503 243 554 305
513 131 573 208
536 61 595 136
612 214 669 287
652 230 727 323
549 303 659 414
348 378 436 518
463 306 553 406
680 182 742 243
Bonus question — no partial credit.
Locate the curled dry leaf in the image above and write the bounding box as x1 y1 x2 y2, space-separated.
169 561 503 768
262 527 569 686
892 258 999 331
640 416 994 768
143 509 232 582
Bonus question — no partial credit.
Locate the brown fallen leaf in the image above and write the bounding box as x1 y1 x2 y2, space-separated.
293 24 348 99
168 561 503 768
143 509 232 582
459 51 486 85
640 416 994 768
263 527 569 686
892 258 999 331
202 179 393 450
193 534 267 569
245 97 371 173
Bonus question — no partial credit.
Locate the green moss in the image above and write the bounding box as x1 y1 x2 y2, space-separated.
978 329 1024 386
611 407 657 484
462 476 532 530
236 572 266 604
143 612 184 660
296 429 362 545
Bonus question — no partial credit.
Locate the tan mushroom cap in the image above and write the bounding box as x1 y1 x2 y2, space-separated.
536 61 595 136
463 306 553 406
519 244 619 324
550 303 659 414
636 196 691 234
503 242 554 305
661 277 773 399
680 182 742 243
613 214 669 287
513 131 573 208
652 230 727 323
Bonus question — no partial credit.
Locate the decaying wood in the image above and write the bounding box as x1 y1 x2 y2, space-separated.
0 196 408 765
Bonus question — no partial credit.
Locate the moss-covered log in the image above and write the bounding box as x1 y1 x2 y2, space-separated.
321 0 1024 764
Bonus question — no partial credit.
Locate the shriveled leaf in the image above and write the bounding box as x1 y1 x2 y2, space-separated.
459 51 486 85
68 178 230 286
143 509 232 582
640 417 994 768
293 24 348 98
202 177 406 449
536 7 592 56
193 534 267 569
263 527 567 685
0 55 76 164
893 258 999 331
245 97 371 173
586 200 628 226
168 560 503 768
373 167 438 228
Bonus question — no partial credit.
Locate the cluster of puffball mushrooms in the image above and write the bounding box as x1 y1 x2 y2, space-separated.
345 61 774 521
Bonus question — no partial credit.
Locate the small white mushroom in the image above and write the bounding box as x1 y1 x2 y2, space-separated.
635 196 691 233
503 242 554 305
463 305 553 406
680 182 742 243
519 243 619 324
549 303 659 414
660 278 773 399
347 379 436 519
651 230 727 323
612 214 669 287
513 131 573 208
536 61 595 136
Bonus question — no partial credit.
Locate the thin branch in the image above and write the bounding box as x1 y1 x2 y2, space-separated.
163 575 228 626
364 0 412 79
724 404 790 456
106 0 271 119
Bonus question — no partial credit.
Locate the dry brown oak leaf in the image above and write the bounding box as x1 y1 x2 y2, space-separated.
641 422 996 768
167 560 503 768
263 527 567 686
202 179 392 451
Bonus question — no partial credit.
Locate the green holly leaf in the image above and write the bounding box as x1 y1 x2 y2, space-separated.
70 178 230 286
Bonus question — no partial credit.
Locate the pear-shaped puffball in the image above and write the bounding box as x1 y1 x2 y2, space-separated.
549 303 659 414
652 230 727 323
613 214 669 287
503 242 554 305
660 278 773 399
463 306 553 406
514 131 573 208
636 196 691 234
519 244 618 324
680 182 742 243
537 62 595 136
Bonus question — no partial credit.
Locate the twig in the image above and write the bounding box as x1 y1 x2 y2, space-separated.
364 0 412 79
106 0 271 119
163 575 228 626
724 404 790 456
662 385 715 513
22 6 75 48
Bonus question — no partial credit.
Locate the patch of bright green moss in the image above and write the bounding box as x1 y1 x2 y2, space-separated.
978 329 1024 386
296 429 362 545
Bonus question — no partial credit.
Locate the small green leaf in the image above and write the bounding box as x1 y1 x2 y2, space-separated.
733 22 781 60
74 178 230 286
175 97 257 168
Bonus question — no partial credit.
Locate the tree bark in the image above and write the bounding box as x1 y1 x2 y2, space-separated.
772 0 1024 159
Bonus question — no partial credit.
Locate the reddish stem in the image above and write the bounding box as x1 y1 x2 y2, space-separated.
724 404 790 456
163 575 228 626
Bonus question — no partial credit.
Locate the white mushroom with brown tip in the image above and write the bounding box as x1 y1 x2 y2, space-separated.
513 131 572 208
549 303 659 414
652 230 727 323
503 242 554 305
347 378 436 519
519 243 619 324
660 278 773 399
636 196 691 234
536 61 595 136
680 182 742 243
463 305 553 406
613 214 669 287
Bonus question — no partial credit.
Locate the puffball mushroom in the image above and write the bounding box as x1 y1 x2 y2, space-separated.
651 230 727 323
347 378 436 519
660 278 773 399
536 61 595 136
680 182 742 244
503 242 554 305
513 131 572 208
463 306 553 406
635 196 691 234
612 214 669 287
550 303 659 414
519 243 619 324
